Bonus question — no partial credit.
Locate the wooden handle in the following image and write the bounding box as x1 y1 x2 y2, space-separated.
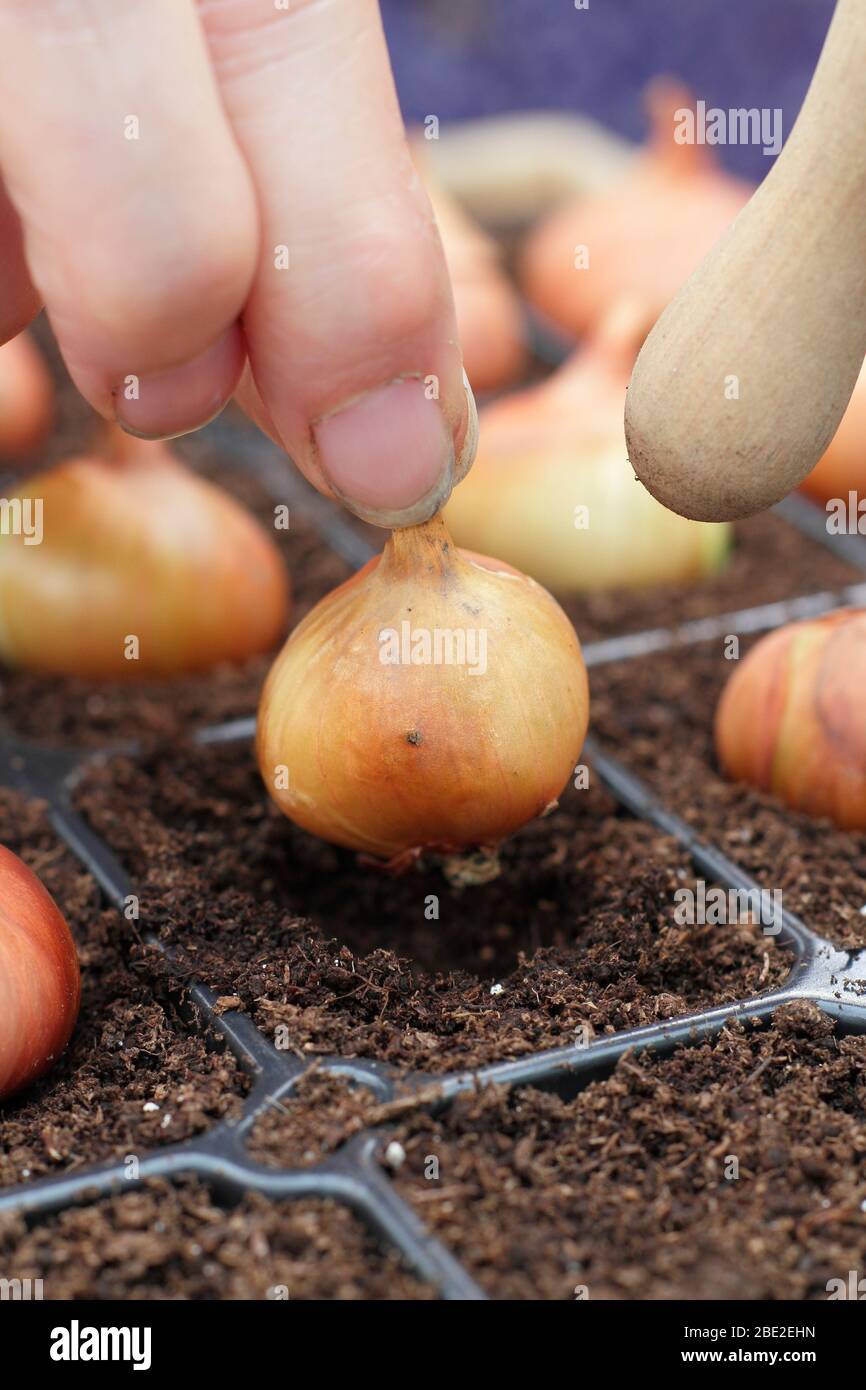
625 0 866 521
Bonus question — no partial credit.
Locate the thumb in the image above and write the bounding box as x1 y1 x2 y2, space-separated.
204 0 476 528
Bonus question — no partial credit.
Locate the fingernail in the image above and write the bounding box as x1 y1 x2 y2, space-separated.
455 368 478 485
313 378 455 528
113 326 244 441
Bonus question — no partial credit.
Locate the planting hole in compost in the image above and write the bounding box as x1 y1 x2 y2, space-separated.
73 740 789 1075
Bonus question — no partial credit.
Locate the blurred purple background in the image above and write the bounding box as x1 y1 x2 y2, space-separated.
381 0 836 179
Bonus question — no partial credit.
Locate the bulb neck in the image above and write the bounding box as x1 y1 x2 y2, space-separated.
380 513 457 580
96 422 165 470
645 78 713 179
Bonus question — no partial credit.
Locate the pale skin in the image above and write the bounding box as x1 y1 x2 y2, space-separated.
0 0 476 527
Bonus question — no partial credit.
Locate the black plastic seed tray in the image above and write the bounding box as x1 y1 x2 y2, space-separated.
1 428 866 1302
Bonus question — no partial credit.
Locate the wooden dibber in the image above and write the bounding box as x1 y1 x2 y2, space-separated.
625 0 866 521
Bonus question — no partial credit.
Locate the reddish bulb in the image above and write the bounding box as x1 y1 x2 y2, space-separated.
715 609 866 831
0 846 80 1101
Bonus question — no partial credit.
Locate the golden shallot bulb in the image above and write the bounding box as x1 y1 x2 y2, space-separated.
415 144 527 394
0 331 53 458
257 515 588 867
445 304 730 594
520 80 751 340
0 428 290 677
716 609 866 830
0 845 80 1101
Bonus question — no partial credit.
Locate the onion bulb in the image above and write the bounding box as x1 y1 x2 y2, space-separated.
444 303 731 594
0 428 290 677
519 80 751 340
0 845 80 1101
716 609 866 830
415 144 526 393
414 111 633 227
0 331 53 459
257 514 588 867
800 358 866 506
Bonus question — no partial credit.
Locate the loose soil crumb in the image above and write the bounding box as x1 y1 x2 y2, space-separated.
248 1071 380 1169
0 1177 433 1300
389 1004 866 1300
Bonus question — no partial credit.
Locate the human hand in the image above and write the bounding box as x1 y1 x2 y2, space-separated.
0 0 476 526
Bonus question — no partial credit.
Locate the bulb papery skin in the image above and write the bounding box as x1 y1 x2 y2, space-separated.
715 609 866 831
444 349 730 595
0 846 80 1101
257 517 589 863
0 434 290 677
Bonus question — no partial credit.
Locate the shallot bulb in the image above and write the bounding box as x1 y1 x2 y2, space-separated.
0 428 290 677
716 609 866 830
0 846 80 1101
257 515 588 868
800 358 866 506
445 303 730 593
520 80 751 340
417 147 527 393
0 331 53 459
